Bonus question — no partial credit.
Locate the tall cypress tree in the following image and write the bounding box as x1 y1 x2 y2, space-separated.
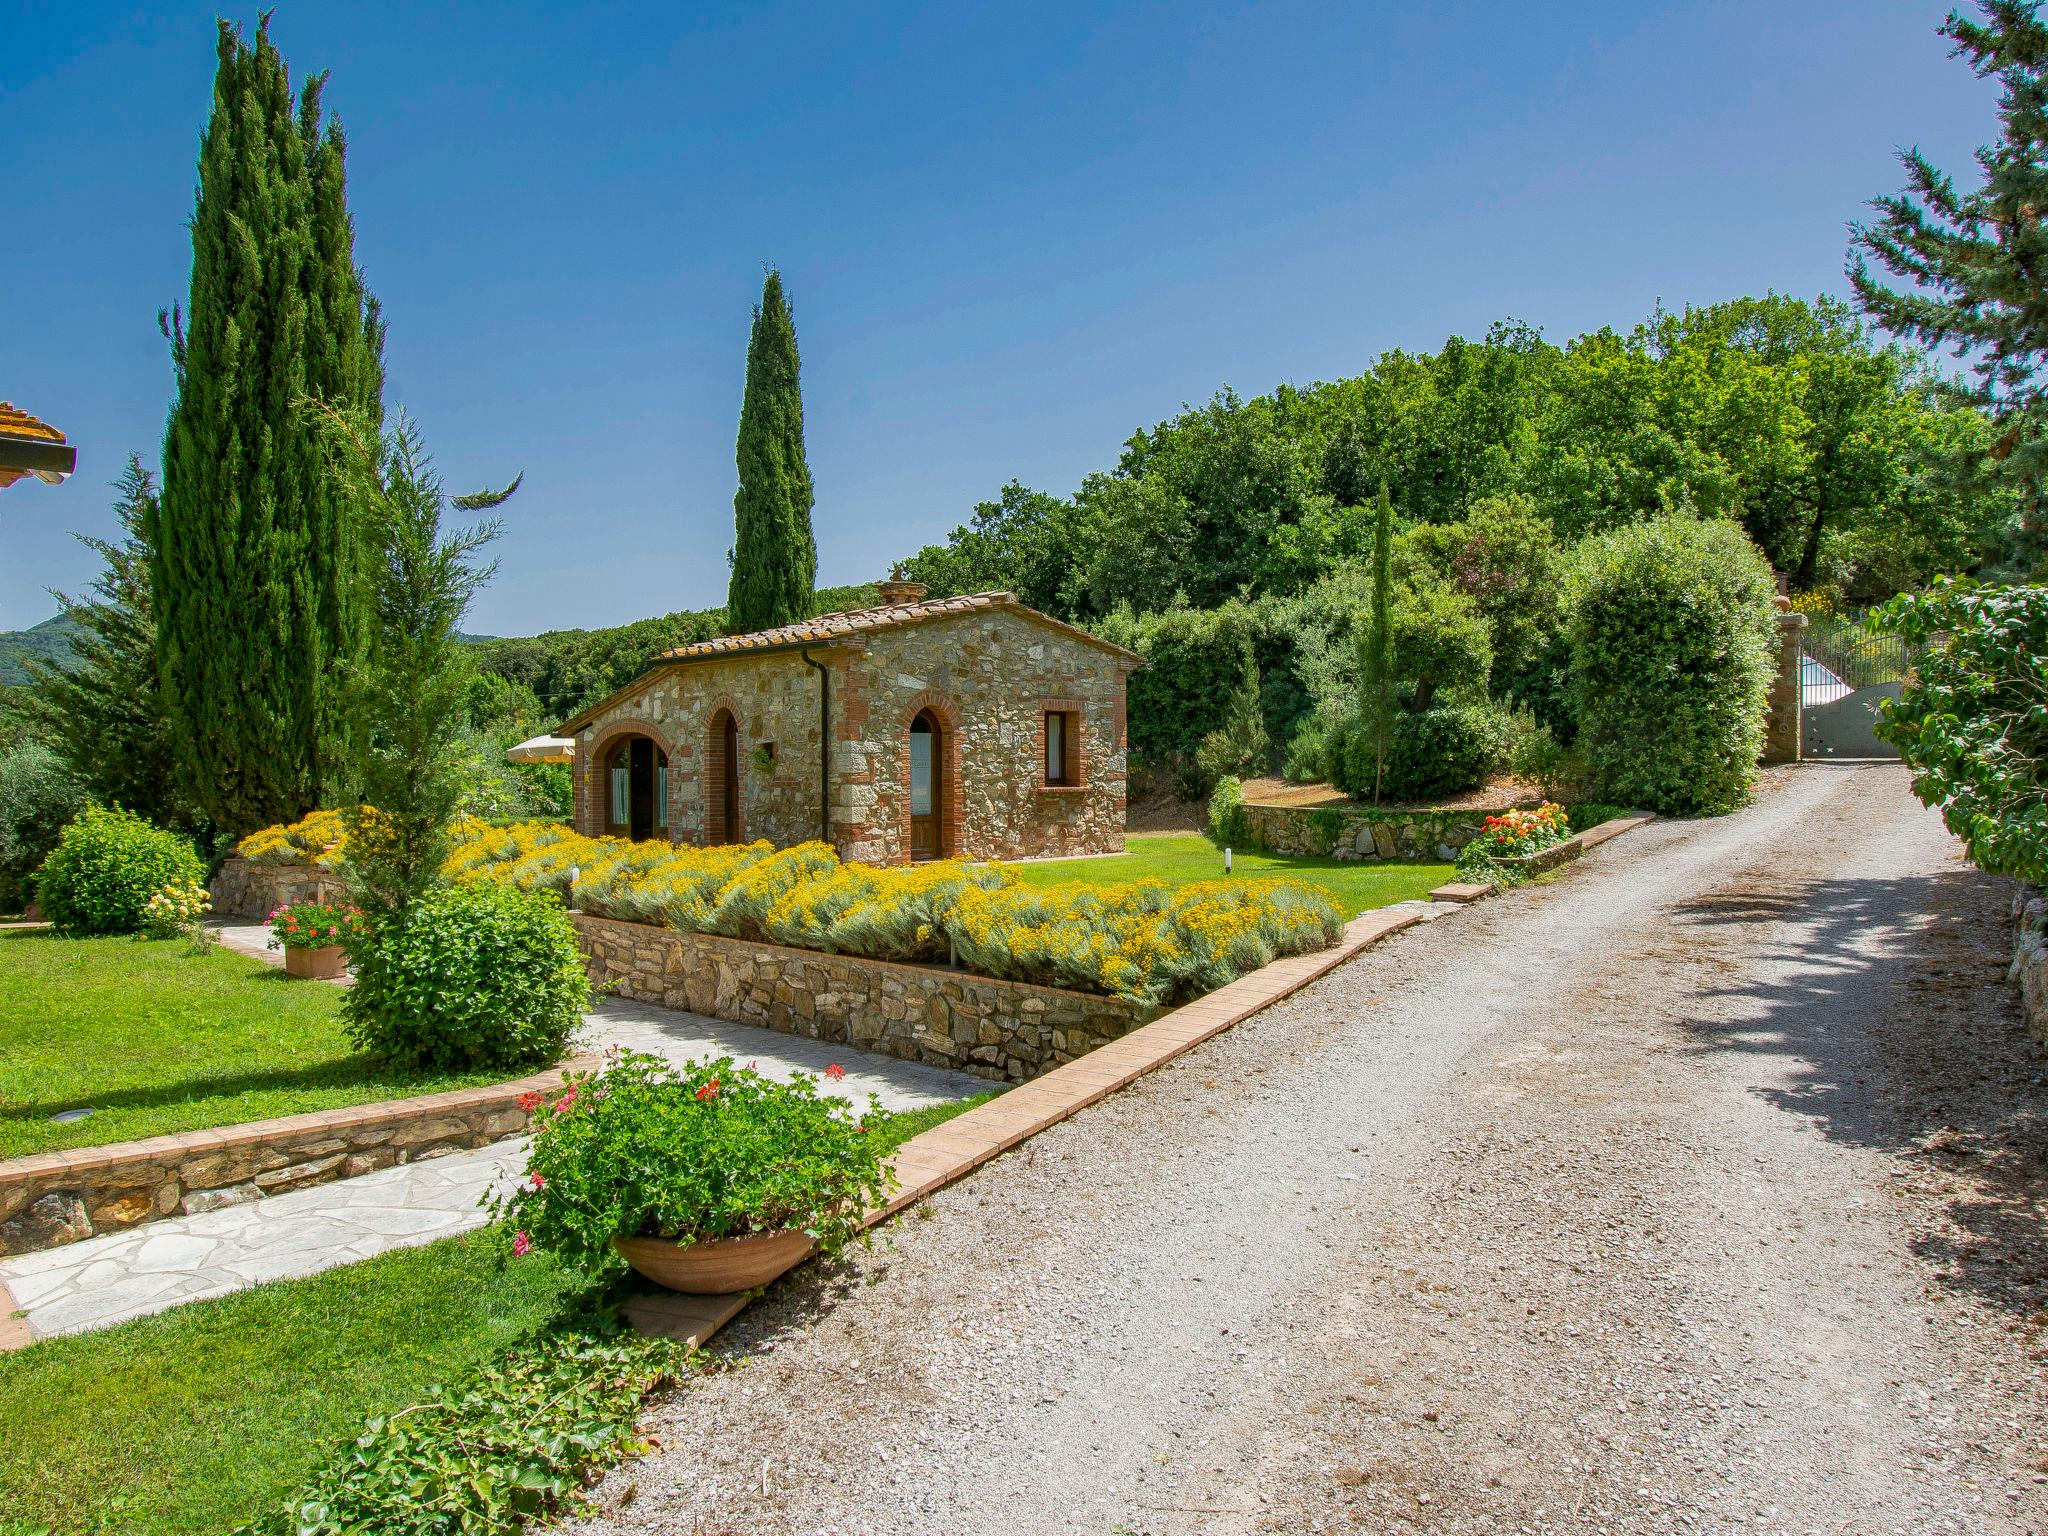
1356 486 1397 804
727 270 816 633
1851 0 2048 556
154 16 384 834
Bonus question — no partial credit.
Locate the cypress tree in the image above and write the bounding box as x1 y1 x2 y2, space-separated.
727 270 816 633
154 16 384 834
1356 487 1397 804
1851 1 2048 554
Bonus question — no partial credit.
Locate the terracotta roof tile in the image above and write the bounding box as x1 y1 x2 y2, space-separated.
655 591 1017 659
0 403 66 445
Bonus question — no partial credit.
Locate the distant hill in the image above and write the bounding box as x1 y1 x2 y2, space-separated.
0 614 81 687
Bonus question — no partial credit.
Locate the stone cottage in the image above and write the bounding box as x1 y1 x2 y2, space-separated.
559 580 1142 864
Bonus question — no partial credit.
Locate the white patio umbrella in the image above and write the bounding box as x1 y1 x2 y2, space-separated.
505 734 574 765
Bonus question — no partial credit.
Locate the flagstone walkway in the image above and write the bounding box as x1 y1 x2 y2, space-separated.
0 996 985 1342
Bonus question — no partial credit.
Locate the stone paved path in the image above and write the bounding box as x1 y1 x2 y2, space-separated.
1 996 985 1341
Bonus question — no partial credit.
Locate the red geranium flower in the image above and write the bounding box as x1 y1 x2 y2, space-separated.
530 1171 546 1189
512 1230 532 1259
824 1063 846 1080
695 1078 721 1102
517 1091 542 1113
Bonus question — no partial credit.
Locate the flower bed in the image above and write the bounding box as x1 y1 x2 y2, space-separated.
241 816 1343 1007
1454 802 1572 885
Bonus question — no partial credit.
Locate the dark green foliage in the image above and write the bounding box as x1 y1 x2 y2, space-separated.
1194 655 1270 784
1566 517 1778 816
238 1314 688 1536
493 1051 893 1273
1094 603 1260 788
1852 2 2048 566
727 270 816 634
154 16 384 835
1873 579 2048 884
1567 803 1630 833
344 882 588 1070
1331 704 1511 803
20 458 188 830
903 297 1997 615
1400 493 1564 685
1390 575 1492 712
0 742 85 912
1205 774 1250 847
314 408 510 928
1356 489 1396 801
33 806 205 936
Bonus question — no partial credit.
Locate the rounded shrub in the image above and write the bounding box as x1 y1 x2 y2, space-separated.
1565 516 1777 816
344 882 589 1070
1328 704 1508 802
33 804 204 935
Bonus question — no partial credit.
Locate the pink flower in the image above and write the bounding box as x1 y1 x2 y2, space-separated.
552 1087 578 1114
513 1230 531 1258
824 1063 846 1081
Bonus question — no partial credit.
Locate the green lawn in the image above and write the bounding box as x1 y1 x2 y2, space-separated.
0 930 512 1159
0 1092 989 1536
1013 833 1452 918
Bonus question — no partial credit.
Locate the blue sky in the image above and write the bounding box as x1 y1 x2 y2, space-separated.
0 1 1994 636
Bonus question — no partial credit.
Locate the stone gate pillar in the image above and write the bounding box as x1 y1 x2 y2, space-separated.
1762 604 1806 764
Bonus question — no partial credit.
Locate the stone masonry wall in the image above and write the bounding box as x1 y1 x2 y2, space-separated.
571 912 1145 1084
570 606 1133 863
1239 801 1531 861
209 854 347 920
2015 886 2048 1050
0 1063 588 1258
1763 607 1807 765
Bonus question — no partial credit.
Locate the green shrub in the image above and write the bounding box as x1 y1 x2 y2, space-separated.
344 882 589 1070
1390 574 1493 710
1565 516 1777 816
1567 802 1629 833
32 805 204 935
1329 704 1508 802
1507 718 1591 801
1282 714 1332 783
0 742 85 913
492 1051 894 1277
1096 601 1261 785
1193 655 1270 787
1206 775 1249 847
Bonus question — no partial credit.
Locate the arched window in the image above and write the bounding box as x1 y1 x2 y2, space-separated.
909 709 944 861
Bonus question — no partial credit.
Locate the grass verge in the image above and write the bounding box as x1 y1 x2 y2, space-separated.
0 1091 990 1535
1014 832 1452 918
0 930 515 1159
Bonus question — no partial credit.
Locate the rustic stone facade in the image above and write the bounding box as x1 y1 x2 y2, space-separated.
2015 887 2048 1050
1763 607 1807 765
571 912 1145 1084
1239 800 1529 861
0 1062 590 1258
563 596 1137 864
209 854 346 920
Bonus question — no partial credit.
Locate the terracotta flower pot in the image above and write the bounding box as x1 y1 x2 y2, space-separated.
614 1229 815 1294
284 943 348 980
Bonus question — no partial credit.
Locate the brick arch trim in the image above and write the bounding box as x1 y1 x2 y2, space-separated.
702 695 746 844
900 691 964 861
578 717 674 838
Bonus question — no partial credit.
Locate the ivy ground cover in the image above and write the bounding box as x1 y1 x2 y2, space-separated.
1013 834 1452 919
0 930 508 1158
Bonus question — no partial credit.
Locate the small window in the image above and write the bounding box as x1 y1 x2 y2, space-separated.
1044 710 1079 786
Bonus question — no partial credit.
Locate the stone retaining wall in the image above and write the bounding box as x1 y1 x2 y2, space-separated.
570 912 1144 1084
1239 800 1528 861
209 854 346 920
0 1060 591 1258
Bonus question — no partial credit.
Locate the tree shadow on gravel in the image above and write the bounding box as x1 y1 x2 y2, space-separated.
1668 864 2048 1325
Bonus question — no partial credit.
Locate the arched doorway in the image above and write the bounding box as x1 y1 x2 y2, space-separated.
707 708 741 844
603 735 669 842
908 709 944 861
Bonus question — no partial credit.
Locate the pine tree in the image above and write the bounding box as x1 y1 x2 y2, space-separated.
21 457 187 829
1850 0 2048 555
727 270 817 633
153 15 384 835
1356 487 1398 804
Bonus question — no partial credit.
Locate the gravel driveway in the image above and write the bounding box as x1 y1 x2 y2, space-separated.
575 762 2048 1535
